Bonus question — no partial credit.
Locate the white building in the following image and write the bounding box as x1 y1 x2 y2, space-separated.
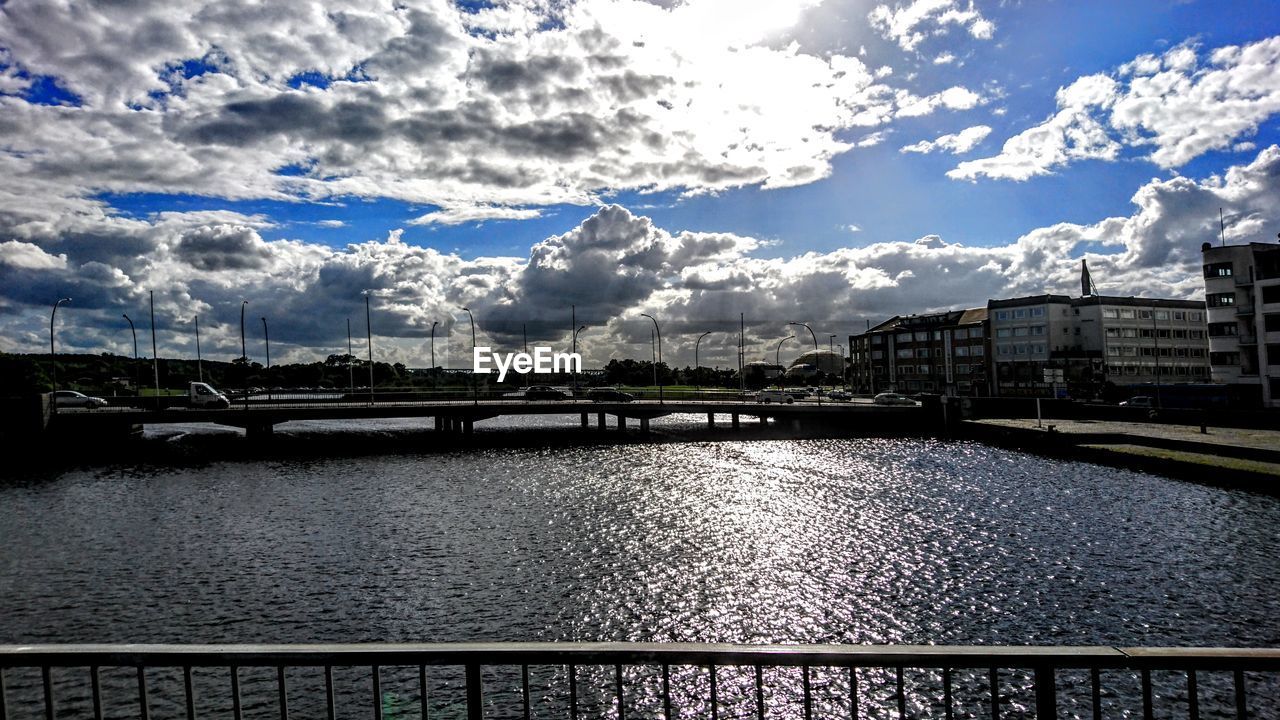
1201 239 1280 408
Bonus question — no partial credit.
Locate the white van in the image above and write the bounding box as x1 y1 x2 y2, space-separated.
756 389 794 404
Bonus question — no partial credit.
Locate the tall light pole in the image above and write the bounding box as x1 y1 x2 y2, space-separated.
775 335 795 387
365 293 374 403
49 297 71 403
461 306 476 404
123 313 138 395
149 290 160 407
694 330 710 396
347 318 354 397
789 321 820 404
261 316 270 402
640 313 663 404
572 324 587 394
240 300 249 410
430 320 439 392
195 315 203 383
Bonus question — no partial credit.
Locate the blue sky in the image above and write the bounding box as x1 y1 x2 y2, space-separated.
2 0 1280 365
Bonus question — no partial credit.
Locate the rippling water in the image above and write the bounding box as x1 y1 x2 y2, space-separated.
1 428 1278 717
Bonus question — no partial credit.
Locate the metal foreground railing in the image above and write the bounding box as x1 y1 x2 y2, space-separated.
1 644 1277 720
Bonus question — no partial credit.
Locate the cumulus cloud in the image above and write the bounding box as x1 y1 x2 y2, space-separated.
952 36 1280 180
5 147 1280 369
900 125 991 154
0 0 986 222
868 0 995 52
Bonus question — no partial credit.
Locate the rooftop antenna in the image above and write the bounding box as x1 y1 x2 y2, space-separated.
1220 208 1226 247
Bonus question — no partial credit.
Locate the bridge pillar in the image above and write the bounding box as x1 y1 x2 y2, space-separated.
640 417 650 435
617 415 626 431
597 412 606 430
731 413 740 429
435 416 443 432
580 413 588 428
463 418 473 434
707 412 715 428
246 421 274 441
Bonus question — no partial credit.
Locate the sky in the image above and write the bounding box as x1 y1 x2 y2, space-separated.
2 0 1280 370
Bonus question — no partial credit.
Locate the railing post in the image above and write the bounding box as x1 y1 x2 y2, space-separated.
465 663 482 720
1034 666 1056 720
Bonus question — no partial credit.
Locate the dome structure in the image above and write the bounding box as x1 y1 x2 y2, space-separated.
743 360 783 379
788 349 844 375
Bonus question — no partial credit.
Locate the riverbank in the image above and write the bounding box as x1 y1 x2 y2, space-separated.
957 418 1280 493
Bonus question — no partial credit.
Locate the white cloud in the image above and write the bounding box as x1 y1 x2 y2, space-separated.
953 36 1280 180
0 0 986 220
845 224 863 233
316 220 347 228
868 0 995 52
409 204 544 226
5 147 1280 369
933 52 956 65
900 125 991 154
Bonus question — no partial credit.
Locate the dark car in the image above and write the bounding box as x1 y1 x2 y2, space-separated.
587 387 635 402
524 385 568 401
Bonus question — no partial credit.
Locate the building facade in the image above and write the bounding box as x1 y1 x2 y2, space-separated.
1201 240 1280 408
848 308 990 396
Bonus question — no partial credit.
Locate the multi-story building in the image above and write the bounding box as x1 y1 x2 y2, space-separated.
848 308 990 396
850 286 1210 398
1201 239 1280 408
989 295 1209 396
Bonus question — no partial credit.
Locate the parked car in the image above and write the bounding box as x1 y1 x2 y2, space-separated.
827 390 852 401
524 385 568 401
1119 396 1154 408
783 388 809 399
756 389 794 404
588 387 635 402
53 390 108 409
873 392 916 406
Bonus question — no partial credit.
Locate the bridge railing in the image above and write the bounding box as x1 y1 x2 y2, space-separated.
1 644 1276 720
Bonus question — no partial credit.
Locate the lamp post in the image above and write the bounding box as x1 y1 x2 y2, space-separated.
694 330 711 398
789 321 820 404
775 335 795 387
640 313 663 404
240 300 248 410
365 293 374 404
572 325 587 396
123 313 138 397
49 297 71 405
195 315 203 383
347 318 354 397
149 290 160 408
461 306 476 404
430 320 439 392
261 317 270 402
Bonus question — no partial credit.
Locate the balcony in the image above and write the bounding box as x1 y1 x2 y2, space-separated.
1237 305 1255 315
0 643 1277 720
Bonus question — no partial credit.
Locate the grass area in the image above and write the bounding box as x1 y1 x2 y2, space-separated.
1081 443 1280 477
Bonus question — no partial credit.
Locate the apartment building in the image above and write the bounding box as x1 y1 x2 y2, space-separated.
1201 239 1280 408
848 308 990 396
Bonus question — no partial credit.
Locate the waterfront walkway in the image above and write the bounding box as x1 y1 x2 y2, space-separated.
966 418 1280 483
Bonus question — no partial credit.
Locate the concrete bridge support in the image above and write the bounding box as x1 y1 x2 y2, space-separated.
463 417 473 434
707 412 715 428
434 416 443 432
640 417 650 435
617 415 626 431
731 413 740 429
581 413 588 428
246 421 274 441
597 412 606 430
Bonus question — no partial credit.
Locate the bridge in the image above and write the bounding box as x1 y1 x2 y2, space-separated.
44 392 925 439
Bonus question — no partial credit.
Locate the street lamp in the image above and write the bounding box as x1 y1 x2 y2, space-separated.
775 335 795 387
261 317 270 402
430 320 439 393
789 321 820 404
640 313 663 404
347 318 354 397
572 325 587 395
240 300 249 410
461 307 476 404
123 313 138 396
194 315 203 383
365 293 374 403
48 298 70 404
694 330 711 398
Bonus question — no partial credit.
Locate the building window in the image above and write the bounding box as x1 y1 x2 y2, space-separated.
1203 262 1233 278
1139 310 1152 319
1103 308 1120 319
896 332 912 343
1013 327 1028 337
1173 311 1186 320
1265 314 1280 333
971 346 984 356
1030 307 1045 317
897 348 914 359
1123 328 1138 338
1031 344 1045 354
917 348 931 358
1262 286 1280 305
1155 310 1169 320
1207 292 1236 307
1120 309 1136 319
1208 322 1238 337
995 310 1008 320
871 335 883 345
970 327 984 338
914 331 930 341
1014 309 1027 319
1173 329 1187 339
1030 325 1045 335
998 345 1012 356
1268 345 1280 366
1210 351 1240 366
996 328 1011 338
871 350 884 360
1190 312 1202 321
1014 344 1027 355
954 346 969 357
1190 330 1205 339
